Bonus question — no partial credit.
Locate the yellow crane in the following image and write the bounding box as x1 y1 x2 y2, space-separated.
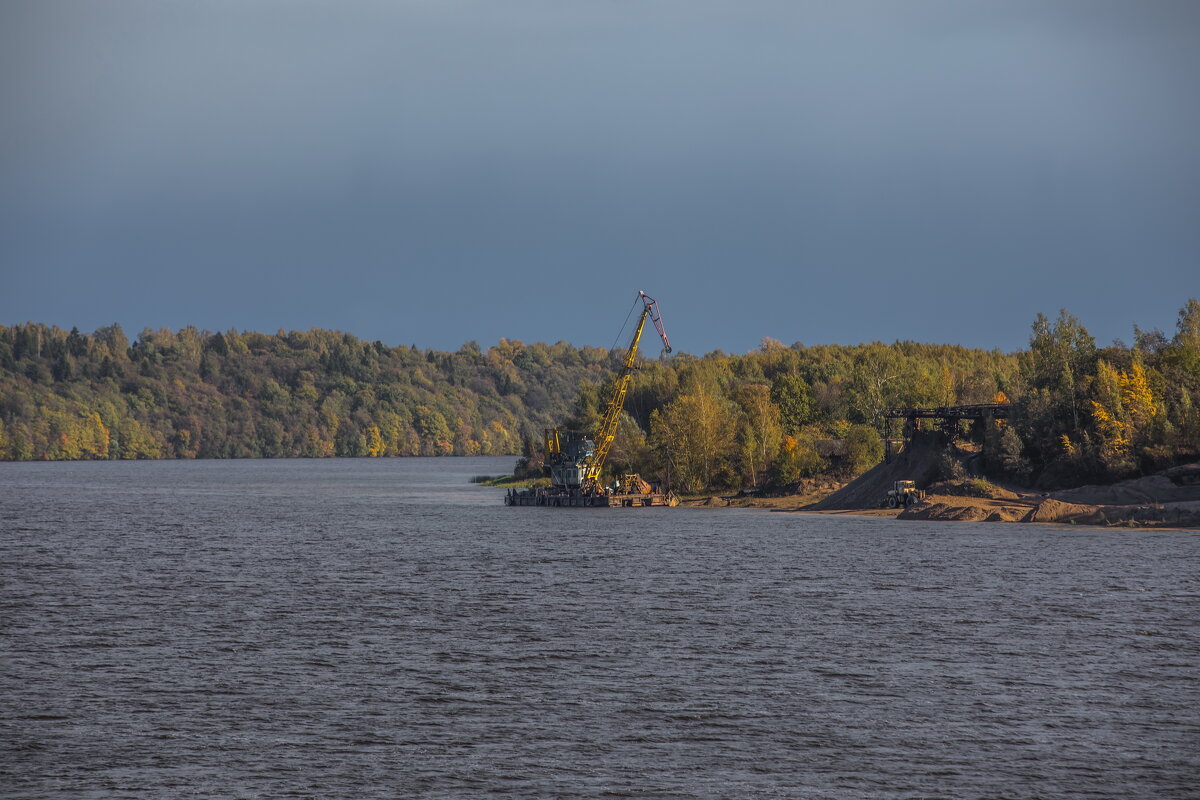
544 291 671 494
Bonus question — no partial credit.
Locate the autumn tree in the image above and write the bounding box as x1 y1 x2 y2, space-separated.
650 388 737 493
365 425 384 457
735 384 782 488
1091 361 1159 474
769 431 825 487
1 307 1193 483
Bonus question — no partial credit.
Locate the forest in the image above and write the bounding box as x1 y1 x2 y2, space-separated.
0 326 607 462
1 299 1197 492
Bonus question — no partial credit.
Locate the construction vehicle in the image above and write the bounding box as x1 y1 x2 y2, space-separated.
886 480 925 508
619 474 653 495
506 291 677 507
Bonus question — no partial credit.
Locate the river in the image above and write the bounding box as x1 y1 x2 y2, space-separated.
1 457 1197 798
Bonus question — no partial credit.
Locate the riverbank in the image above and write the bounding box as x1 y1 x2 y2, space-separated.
485 462 1200 529
473 474 549 489
679 464 1200 529
895 465 1200 528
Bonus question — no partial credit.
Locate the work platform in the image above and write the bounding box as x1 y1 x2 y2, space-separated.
505 488 678 507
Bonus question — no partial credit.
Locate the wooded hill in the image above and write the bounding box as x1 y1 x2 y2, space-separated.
2 299 1198 492
0 326 612 460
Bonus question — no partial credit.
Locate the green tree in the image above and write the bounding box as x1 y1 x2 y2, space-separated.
606 412 653 480
1016 309 1099 480
1024 310 1097 432
413 405 453 455
769 432 825 487
770 374 813 433
846 344 902 427
1164 298 1200 380
843 424 883 476
335 421 367 457
995 426 1030 482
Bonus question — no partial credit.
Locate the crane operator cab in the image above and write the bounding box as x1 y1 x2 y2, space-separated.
544 428 596 492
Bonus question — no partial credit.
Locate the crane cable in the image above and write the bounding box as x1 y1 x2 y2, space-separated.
608 292 642 358
609 292 655 442
601 293 646 468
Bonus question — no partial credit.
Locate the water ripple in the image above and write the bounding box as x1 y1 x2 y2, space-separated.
2 458 1198 799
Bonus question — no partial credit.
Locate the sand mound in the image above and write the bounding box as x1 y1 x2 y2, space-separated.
808 431 944 510
899 491 1035 523
984 506 1034 522
1052 464 1200 506
1153 501 1200 528
1070 500 1200 528
1164 463 1200 486
929 480 1021 501
802 448 1200 528
896 491 1200 528
901 501 991 522
1027 498 1097 523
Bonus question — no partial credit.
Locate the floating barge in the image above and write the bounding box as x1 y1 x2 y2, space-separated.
506 291 676 510
505 487 678 508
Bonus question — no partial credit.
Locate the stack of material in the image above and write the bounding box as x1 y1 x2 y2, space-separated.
807 430 944 511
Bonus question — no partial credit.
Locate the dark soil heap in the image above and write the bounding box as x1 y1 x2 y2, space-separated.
807 430 945 510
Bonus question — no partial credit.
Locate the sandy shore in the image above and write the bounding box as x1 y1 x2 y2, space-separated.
678 463 1200 529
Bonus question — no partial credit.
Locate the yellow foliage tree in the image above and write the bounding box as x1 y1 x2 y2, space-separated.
1090 402 1130 462
118 418 163 459
365 425 384 457
735 384 783 488
1120 363 1156 431
938 364 956 407
80 412 110 459
1090 360 1158 468
650 387 737 492
770 429 825 485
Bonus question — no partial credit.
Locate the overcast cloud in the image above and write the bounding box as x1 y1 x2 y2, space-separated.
2 0 1197 353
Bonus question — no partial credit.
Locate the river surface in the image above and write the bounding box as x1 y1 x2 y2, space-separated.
2 457 1197 799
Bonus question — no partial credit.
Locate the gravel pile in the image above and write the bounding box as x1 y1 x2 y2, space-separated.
807 430 945 510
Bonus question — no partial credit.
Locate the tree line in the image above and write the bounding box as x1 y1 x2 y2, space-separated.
524 300 1200 492
0 325 614 462
2 300 1198 492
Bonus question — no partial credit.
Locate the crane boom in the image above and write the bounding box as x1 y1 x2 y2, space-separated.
582 291 671 489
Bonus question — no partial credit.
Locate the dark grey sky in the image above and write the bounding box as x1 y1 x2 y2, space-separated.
2 0 1197 354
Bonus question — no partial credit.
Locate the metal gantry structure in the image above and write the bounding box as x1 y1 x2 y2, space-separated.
881 402 1011 462
882 403 1011 422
